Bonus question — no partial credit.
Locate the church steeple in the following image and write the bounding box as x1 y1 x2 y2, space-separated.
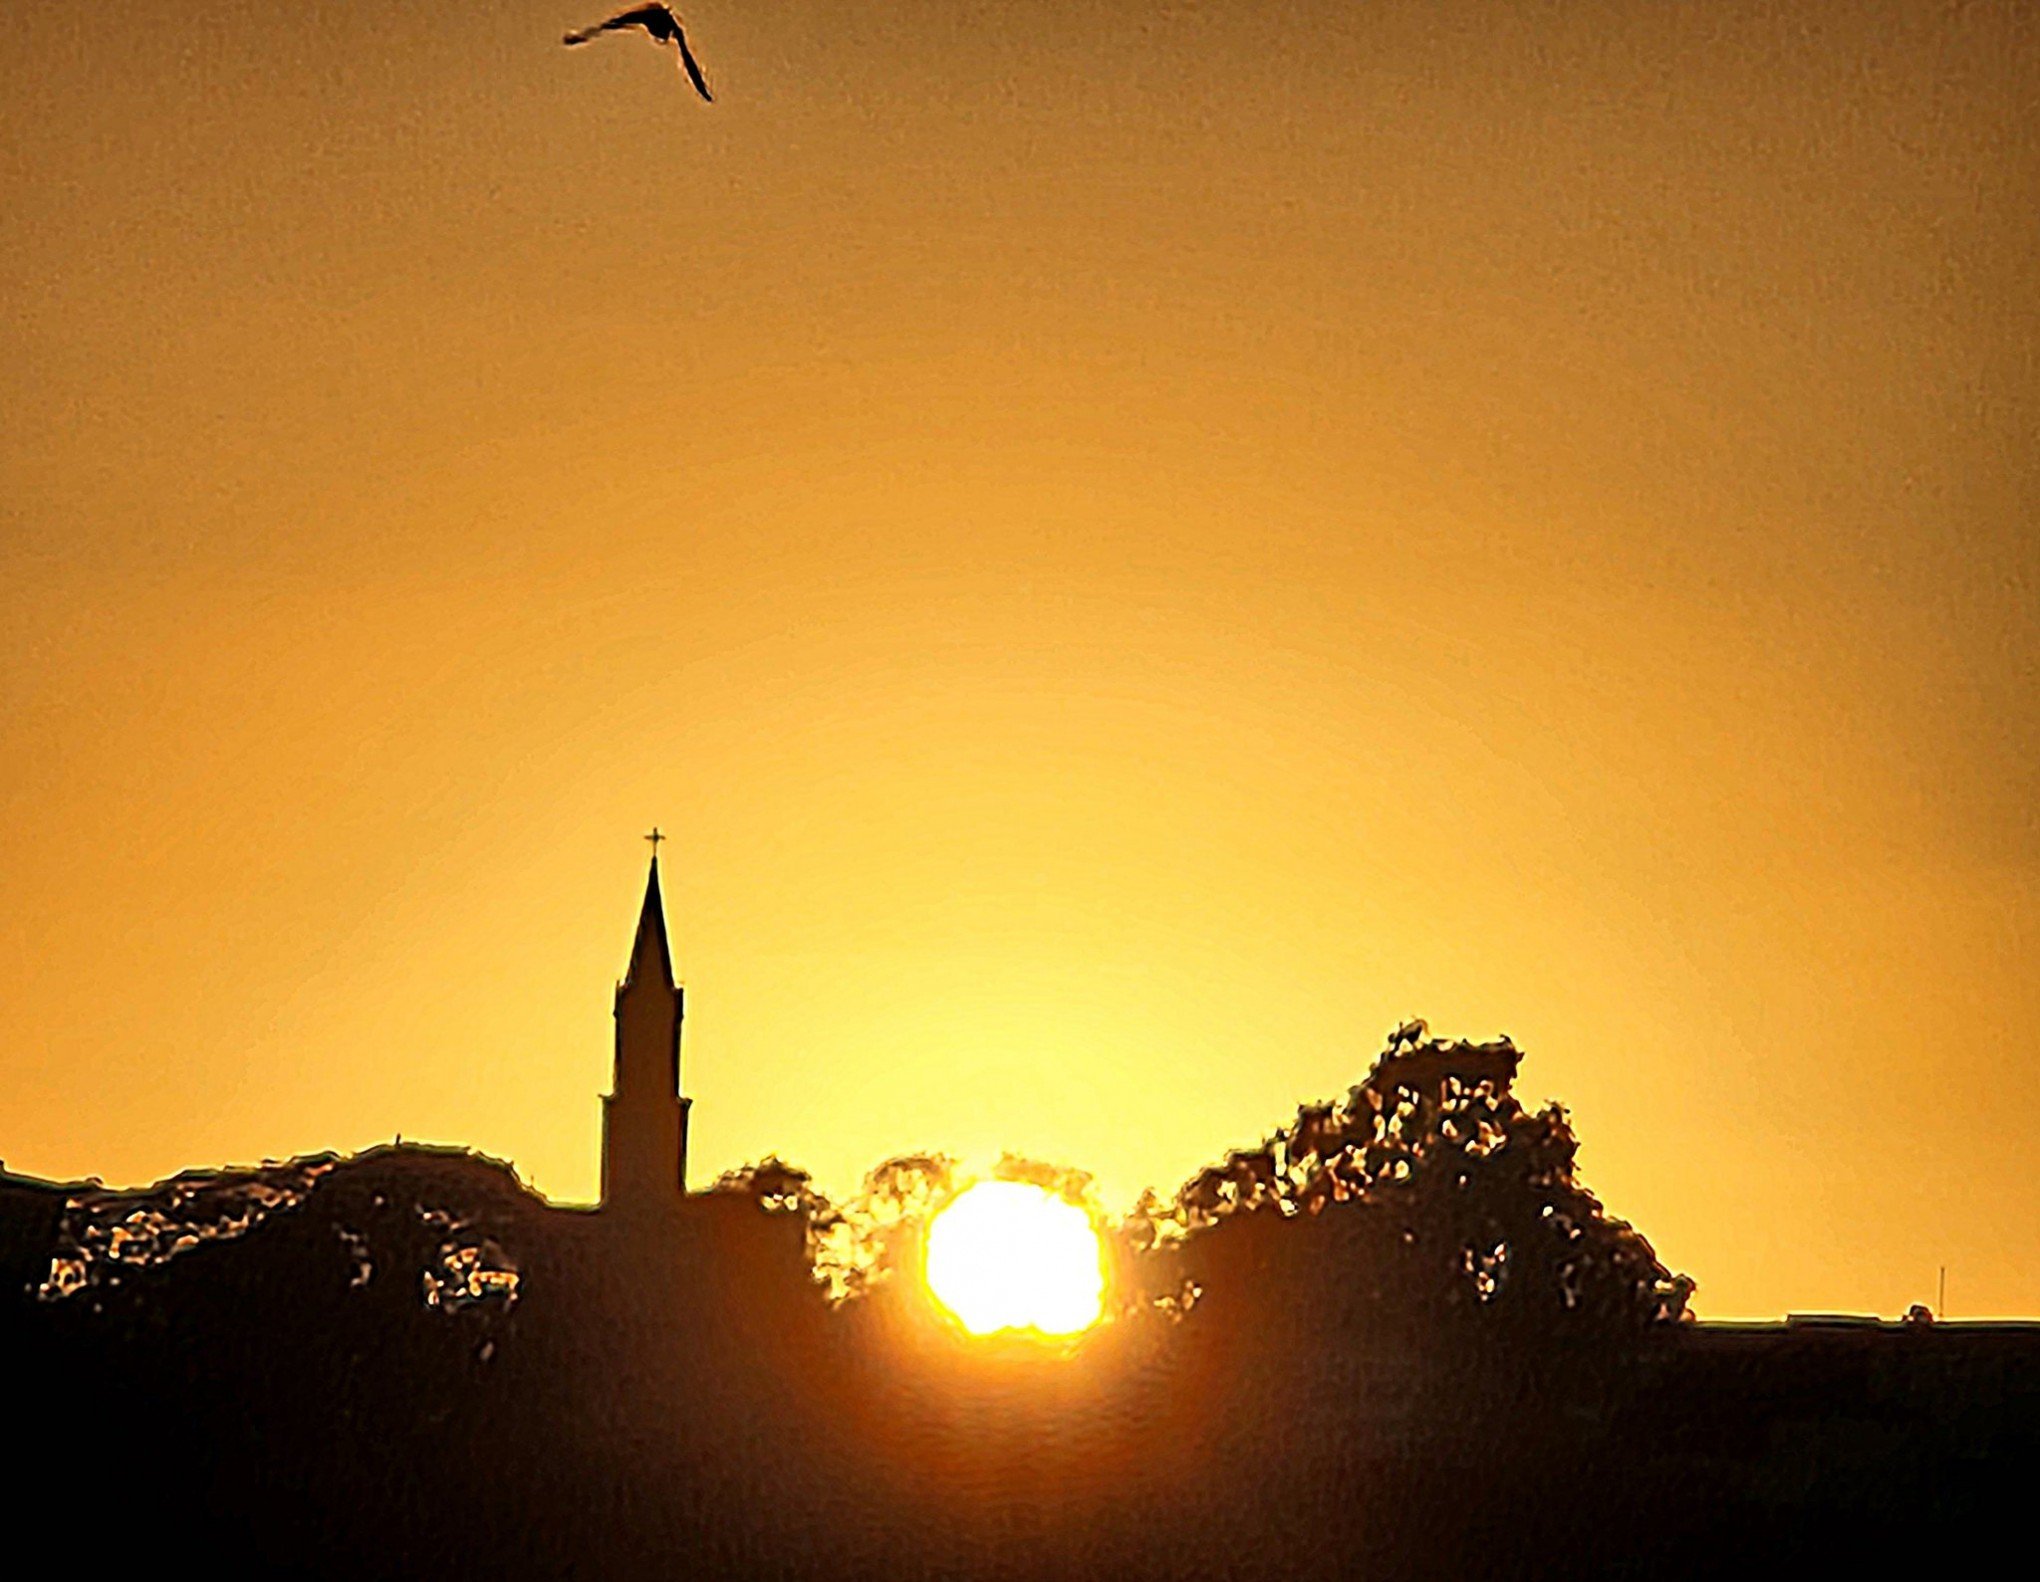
622 854 676 995
601 839 691 1214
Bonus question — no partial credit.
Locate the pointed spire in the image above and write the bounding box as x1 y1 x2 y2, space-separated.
623 853 676 992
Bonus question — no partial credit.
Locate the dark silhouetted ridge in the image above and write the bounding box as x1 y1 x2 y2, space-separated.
5 1030 2035 1579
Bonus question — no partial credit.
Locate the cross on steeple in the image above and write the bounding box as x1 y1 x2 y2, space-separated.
645 826 666 855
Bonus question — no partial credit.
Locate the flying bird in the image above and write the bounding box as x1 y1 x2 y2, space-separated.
563 5 714 102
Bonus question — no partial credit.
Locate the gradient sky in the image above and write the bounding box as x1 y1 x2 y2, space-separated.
3 1 2034 1317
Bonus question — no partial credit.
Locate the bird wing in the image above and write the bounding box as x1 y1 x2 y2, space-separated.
563 6 668 45
613 4 675 31
675 29 714 102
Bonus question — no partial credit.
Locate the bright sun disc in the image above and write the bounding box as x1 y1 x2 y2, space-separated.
924 1181 1106 1337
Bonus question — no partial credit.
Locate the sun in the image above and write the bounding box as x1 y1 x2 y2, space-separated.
923 1180 1106 1337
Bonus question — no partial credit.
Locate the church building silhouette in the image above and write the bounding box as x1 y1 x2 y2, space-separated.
601 852 692 1214
578 842 809 1287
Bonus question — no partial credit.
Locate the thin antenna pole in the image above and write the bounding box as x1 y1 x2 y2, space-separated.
1938 1265 1947 1318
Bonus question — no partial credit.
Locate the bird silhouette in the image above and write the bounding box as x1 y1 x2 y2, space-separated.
563 5 714 102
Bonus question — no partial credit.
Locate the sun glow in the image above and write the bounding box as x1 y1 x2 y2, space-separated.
923 1181 1106 1337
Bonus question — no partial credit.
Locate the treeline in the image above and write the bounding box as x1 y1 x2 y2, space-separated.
707 1023 1691 1343
4 1029 2030 1579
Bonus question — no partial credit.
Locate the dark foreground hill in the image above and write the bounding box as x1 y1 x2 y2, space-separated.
7 1034 2036 1579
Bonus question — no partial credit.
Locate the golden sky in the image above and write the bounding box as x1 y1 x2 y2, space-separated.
3 1 2035 1318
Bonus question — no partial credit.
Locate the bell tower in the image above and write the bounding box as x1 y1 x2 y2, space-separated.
601 839 691 1214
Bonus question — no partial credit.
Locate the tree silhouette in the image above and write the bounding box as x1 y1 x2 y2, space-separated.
1143 1028 1693 1342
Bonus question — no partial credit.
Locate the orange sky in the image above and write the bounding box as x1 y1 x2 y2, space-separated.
3 1 2035 1318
